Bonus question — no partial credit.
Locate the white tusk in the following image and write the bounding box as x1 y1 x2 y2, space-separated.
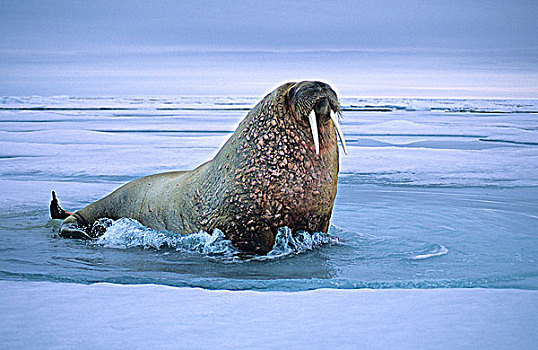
330 110 348 155
308 110 320 155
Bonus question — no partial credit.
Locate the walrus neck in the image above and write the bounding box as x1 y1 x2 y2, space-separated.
227 84 337 181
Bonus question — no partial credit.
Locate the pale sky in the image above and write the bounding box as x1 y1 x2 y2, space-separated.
1 0 537 97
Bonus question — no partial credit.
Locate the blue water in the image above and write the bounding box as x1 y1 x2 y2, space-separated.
0 96 537 290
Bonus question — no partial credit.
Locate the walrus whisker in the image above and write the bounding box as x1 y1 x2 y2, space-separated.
308 110 320 155
330 110 348 155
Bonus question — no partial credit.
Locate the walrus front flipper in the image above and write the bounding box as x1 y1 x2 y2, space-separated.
49 191 73 220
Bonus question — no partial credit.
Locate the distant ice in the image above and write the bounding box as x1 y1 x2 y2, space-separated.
1 96 538 190
2 95 538 112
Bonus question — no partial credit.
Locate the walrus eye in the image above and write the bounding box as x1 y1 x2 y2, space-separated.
308 110 320 155
330 110 348 155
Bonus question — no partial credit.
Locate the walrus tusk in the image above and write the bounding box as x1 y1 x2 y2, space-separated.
330 110 348 155
308 110 320 155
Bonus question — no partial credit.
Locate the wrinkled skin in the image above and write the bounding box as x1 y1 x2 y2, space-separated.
59 81 342 254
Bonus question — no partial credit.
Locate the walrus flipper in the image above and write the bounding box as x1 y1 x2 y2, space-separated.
50 191 94 239
59 212 111 240
49 191 73 220
59 216 93 239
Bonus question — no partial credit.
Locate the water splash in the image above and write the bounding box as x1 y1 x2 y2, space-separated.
257 227 339 261
91 218 338 261
92 218 238 256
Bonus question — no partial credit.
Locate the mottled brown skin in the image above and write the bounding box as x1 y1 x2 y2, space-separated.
59 81 342 254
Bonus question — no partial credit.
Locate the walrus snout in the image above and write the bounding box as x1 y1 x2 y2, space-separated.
313 98 332 125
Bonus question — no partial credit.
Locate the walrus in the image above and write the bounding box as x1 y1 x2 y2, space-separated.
52 81 347 254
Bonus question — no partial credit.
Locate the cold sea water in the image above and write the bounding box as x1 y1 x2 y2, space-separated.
0 95 537 291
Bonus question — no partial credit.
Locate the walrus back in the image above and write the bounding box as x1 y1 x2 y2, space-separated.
74 170 189 231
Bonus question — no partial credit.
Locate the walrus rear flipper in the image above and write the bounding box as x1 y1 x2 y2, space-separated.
49 191 73 220
50 191 93 239
59 215 94 240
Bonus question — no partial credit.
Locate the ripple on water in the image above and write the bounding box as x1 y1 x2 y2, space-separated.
411 243 449 260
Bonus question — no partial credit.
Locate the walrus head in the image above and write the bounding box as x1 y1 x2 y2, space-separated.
287 81 347 155
195 81 346 254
